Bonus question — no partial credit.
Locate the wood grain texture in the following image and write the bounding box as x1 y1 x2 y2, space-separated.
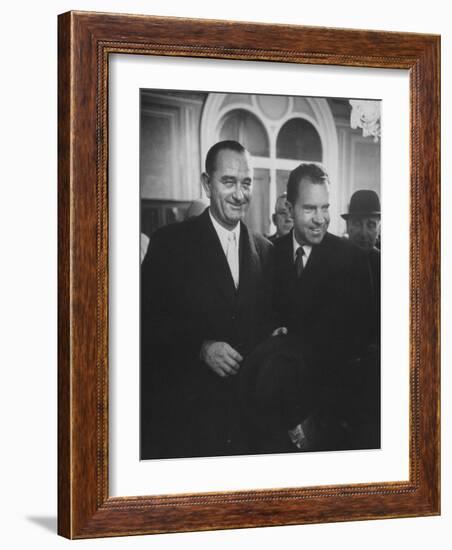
57 10 72 538
57 10 440 539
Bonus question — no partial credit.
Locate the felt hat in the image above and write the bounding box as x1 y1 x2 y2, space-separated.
239 336 314 434
341 190 381 220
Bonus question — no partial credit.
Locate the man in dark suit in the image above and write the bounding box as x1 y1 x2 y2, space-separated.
341 189 382 444
272 163 376 451
141 140 273 459
342 189 381 321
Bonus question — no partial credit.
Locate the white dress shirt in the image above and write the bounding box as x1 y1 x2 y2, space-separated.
209 210 240 288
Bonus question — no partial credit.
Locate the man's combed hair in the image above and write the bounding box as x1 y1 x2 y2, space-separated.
287 163 330 205
205 140 248 175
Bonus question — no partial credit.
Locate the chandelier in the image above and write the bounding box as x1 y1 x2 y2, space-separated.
349 100 381 142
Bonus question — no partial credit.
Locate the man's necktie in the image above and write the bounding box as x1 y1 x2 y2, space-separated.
295 246 305 278
226 232 239 288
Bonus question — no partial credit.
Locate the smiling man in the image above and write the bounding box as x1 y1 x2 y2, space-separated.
272 163 377 452
342 189 381 252
140 140 273 459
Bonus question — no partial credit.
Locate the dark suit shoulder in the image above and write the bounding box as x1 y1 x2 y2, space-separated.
368 246 381 275
267 233 278 244
251 231 273 255
324 232 369 262
150 216 203 253
152 216 198 242
273 232 292 258
274 232 365 258
142 219 200 276
325 232 357 251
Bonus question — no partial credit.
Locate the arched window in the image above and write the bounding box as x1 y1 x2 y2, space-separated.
275 118 323 199
219 109 270 157
277 118 322 161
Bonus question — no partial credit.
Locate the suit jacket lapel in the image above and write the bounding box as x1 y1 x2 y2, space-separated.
236 222 259 308
279 232 296 277
197 209 236 304
303 232 330 274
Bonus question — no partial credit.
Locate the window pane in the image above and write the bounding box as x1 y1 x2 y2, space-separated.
245 168 270 235
219 109 269 157
276 118 322 161
276 169 291 198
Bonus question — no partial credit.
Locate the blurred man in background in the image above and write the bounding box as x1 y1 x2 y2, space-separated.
341 189 380 339
342 189 381 253
268 192 293 244
341 190 381 443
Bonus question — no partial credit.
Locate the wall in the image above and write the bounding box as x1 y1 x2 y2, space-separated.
140 90 206 200
0 1 449 549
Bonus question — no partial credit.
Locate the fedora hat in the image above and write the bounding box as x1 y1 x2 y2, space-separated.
239 336 315 448
341 190 381 220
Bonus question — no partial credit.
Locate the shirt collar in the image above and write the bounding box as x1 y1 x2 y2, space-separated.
292 231 312 262
209 209 241 248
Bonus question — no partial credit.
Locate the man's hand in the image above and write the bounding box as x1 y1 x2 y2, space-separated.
288 423 309 450
271 326 288 337
200 341 243 378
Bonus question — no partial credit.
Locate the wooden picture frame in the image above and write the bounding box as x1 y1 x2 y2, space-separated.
58 10 440 538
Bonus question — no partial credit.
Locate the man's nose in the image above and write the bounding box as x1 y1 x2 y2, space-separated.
358 226 367 238
232 184 244 201
313 209 325 224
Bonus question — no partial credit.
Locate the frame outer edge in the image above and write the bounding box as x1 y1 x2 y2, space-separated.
422 35 441 514
72 10 104 538
436 36 441 516
57 11 441 538
57 11 73 539
410 36 441 516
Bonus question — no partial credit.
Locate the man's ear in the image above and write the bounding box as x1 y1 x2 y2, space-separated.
201 172 211 198
285 200 293 220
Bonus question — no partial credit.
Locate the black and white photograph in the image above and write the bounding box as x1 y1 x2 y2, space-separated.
2 0 445 546
140 90 382 460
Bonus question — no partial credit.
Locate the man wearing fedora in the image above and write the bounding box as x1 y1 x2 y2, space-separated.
342 189 381 321
342 189 381 253
265 164 377 452
341 189 381 445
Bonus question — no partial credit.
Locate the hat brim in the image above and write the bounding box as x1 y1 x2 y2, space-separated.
239 336 313 430
341 211 381 220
